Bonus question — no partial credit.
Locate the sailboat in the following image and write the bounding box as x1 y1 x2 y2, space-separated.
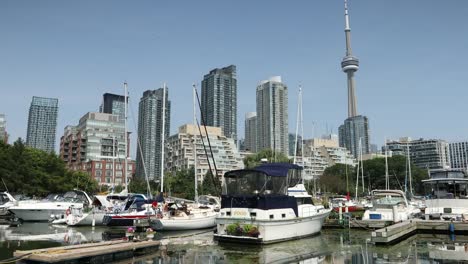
362 139 420 222
68 83 146 227
149 84 219 231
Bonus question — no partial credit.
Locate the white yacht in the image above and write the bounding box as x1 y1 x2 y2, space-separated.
0 192 16 216
423 168 468 220
214 163 331 244
9 190 92 222
150 196 220 231
362 190 420 222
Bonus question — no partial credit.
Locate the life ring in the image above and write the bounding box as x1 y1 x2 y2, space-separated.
65 208 71 216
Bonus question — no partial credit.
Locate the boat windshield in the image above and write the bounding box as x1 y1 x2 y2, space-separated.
223 170 288 196
373 195 406 208
424 180 468 199
0 193 11 205
61 191 88 203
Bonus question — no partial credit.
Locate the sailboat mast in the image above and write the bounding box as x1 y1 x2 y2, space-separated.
293 86 302 165
193 84 198 203
407 143 413 196
124 82 128 193
300 86 304 173
360 138 364 193
160 83 166 193
385 138 389 190
355 139 360 201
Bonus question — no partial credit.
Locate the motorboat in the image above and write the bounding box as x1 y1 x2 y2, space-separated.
9 190 93 222
149 196 220 231
214 163 331 244
0 192 16 216
423 168 468 220
362 190 420 222
102 194 158 226
328 195 363 212
65 195 116 226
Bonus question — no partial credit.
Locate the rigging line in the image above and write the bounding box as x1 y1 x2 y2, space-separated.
195 113 220 196
194 86 220 181
195 86 219 175
129 93 152 198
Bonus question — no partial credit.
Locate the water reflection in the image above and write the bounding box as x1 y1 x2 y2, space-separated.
1 223 468 263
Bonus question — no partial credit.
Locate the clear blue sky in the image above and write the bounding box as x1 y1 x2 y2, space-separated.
1 0 467 157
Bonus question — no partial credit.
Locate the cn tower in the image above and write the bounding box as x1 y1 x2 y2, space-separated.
341 0 359 118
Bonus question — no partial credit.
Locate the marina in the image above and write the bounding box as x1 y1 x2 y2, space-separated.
1 222 468 263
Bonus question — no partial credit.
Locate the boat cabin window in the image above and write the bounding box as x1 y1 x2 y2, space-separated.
0 193 10 204
424 181 468 199
373 195 406 209
223 170 288 196
296 197 313 205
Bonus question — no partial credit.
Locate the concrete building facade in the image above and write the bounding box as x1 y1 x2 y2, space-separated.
449 141 468 170
165 124 243 183
26 96 58 152
386 138 450 170
59 112 135 185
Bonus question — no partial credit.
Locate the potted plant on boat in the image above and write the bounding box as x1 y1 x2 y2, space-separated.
225 223 260 237
145 227 155 239
126 227 135 241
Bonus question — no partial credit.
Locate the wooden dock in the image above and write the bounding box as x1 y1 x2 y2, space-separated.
371 219 468 245
14 239 160 263
324 218 393 229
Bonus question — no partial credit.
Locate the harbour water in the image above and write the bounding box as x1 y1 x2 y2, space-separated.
1 223 467 263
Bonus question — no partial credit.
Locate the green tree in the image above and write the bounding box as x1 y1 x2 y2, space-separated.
200 171 219 196
0 138 99 197
164 169 195 200
243 149 291 168
318 156 429 196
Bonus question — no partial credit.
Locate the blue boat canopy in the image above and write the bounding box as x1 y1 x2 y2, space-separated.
254 163 303 177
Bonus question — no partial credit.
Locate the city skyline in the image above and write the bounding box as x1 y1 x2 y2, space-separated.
1 1 468 156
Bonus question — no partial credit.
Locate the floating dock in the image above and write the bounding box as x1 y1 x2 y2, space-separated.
14 239 160 263
371 219 468 245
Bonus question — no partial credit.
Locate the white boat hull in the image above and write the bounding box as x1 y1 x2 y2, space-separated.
424 199 468 220
152 212 217 231
215 209 331 244
67 211 107 226
9 208 68 222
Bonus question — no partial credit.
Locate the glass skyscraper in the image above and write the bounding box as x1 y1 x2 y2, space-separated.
256 76 289 156
101 93 126 122
338 115 370 158
26 96 59 152
244 112 257 152
136 88 171 181
201 65 237 142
